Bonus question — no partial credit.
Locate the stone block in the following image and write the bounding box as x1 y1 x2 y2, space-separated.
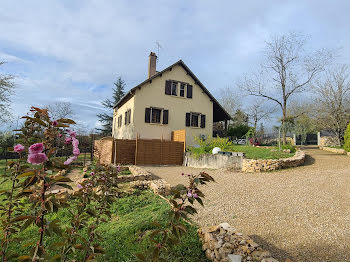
228 254 242 262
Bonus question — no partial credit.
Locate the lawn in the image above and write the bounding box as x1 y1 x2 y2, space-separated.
0 165 208 261
188 144 295 159
228 145 294 159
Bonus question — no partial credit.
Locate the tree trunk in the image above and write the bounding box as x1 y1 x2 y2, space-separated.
282 107 287 145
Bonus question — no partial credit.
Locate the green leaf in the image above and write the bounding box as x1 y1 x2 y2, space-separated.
17 255 31 261
20 217 34 231
11 215 34 223
54 176 72 183
152 247 160 262
56 183 73 190
135 253 147 261
58 118 76 124
17 171 35 178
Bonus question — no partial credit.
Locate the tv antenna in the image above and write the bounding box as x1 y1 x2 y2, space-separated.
155 41 162 61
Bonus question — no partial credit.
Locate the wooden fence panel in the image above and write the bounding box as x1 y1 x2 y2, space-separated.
114 139 136 165
171 129 186 152
112 138 184 166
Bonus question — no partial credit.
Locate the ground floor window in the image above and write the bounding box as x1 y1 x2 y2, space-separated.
145 107 169 125
151 108 161 123
186 112 206 128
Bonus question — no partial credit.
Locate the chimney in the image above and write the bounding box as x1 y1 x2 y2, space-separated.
148 52 157 78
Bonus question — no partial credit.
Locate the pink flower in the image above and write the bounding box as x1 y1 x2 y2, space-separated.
72 137 79 147
58 133 62 138
69 131 77 138
117 165 121 172
90 172 95 176
64 155 77 165
73 148 80 156
64 137 72 144
193 193 198 198
27 153 48 165
14 144 25 153
52 120 58 126
29 143 44 154
77 184 83 189
187 191 193 198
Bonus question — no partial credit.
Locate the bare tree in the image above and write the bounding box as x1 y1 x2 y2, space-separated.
313 65 350 145
46 101 74 120
238 32 333 144
0 62 15 123
246 99 276 130
218 87 241 117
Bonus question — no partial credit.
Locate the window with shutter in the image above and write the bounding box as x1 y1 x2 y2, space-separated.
151 108 161 123
127 109 131 124
187 85 193 98
191 114 199 127
185 113 190 126
145 108 151 123
171 82 177 96
200 114 206 128
180 84 185 97
165 80 171 95
124 111 127 124
163 110 169 124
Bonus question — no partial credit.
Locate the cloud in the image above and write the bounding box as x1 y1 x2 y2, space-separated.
0 0 349 131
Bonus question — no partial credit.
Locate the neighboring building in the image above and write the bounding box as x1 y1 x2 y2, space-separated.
112 52 231 147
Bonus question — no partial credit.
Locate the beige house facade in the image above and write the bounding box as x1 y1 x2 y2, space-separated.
112 52 230 147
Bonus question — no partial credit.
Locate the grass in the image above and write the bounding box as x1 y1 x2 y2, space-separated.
0 173 208 262
189 144 294 160
230 145 294 159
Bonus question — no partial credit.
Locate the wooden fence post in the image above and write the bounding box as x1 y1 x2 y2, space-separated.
113 139 117 165
135 134 138 165
160 135 163 165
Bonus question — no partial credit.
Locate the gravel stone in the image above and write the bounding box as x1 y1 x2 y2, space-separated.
144 147 350 262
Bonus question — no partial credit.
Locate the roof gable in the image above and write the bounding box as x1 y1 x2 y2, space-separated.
114 60 231 122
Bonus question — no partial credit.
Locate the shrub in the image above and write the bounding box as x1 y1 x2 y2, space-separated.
228 125 250 138
344 122 350 152
280 144 296 153
188 136 232 157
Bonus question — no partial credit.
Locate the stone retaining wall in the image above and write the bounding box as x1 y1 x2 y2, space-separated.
128 165 171 195
116 165 153 183
184 152 244 170
242 150 305 173
319 146 346 154
198 223 279 262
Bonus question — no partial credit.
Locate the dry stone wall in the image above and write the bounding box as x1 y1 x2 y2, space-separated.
242 151 305 173
128 165 171 196
198 223 279 262
319 146 346 154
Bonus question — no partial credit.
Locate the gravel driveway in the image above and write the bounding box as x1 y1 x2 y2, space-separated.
144 147 350 262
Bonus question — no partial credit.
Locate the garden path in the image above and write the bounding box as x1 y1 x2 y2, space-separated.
144 147 350 262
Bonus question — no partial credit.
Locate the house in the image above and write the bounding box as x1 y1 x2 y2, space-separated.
112 52 231 147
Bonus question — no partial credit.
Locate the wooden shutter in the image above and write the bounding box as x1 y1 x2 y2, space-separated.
145 108 151 123
163 110 169 124
185 113 191 127
128 109 131 124
125 112 127 124
165 80 171 95
187 85 193 98
200 114 206 128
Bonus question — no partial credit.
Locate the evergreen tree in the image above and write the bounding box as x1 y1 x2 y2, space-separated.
97 77 125 136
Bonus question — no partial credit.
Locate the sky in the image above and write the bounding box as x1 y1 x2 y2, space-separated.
0 0 349 132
